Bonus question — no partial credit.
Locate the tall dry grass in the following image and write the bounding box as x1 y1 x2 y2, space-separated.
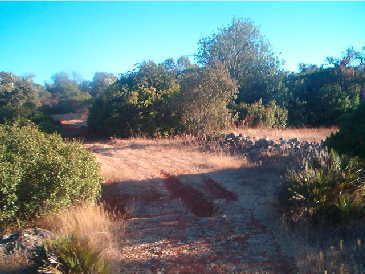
227 127 337 142
39 203 122 271
40 203 121 248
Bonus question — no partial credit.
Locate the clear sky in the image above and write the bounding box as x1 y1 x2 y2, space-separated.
0 1 364 84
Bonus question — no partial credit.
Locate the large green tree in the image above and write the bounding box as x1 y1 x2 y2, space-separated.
80 72 117 97
197 19 286 105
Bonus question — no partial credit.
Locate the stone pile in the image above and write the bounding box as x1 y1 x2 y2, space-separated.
202 132 323 161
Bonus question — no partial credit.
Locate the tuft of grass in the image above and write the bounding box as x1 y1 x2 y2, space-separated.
39 203 117 248
39 234 111 274
296 239 365 274
37 203 121 273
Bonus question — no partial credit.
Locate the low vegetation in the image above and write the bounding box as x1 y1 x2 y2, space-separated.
0 123 102 226
40 235 111 274
283 148 365 223
37 203 118 274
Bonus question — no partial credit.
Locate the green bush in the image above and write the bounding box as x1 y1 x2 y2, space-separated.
39 235 111 274
178 63 237 135
283 147 365 224
0 123 102 224
27 111 62 134
327 102 365 159
237 99 288 128
88 61 180 137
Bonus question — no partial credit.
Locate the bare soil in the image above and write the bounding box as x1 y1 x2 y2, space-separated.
86 138 297 273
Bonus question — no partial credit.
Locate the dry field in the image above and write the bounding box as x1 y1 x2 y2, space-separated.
85 137 298 272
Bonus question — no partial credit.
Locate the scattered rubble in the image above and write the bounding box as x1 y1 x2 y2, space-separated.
200 132 324 162
0 228 52 263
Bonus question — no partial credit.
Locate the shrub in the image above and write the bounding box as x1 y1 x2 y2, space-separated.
283 147 365 224
237 99 288 128
0 123 102 225
88 61 180 137
39 234 111 274
179 63 237 135
326 102 365 159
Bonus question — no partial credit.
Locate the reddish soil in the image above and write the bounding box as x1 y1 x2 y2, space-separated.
161 171 215 217
203 177 238 202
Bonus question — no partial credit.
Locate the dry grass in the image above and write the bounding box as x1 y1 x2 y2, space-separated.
275 222 365 274
226 127 337 142
38 203 122 270
86 136 247 183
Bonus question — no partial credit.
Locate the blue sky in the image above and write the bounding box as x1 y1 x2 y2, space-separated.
0 2 364 84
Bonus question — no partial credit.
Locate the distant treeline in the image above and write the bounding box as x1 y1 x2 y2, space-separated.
1 19 364 136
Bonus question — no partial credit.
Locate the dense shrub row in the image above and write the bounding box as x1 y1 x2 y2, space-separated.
88 61 181 137
0 123 102 224
86 20 364 136
88 62 237 136
2 20 365 136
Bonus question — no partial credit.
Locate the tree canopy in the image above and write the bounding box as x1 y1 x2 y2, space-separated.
197 19 286 105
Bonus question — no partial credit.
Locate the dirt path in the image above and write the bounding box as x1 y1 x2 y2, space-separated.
86 138 296 273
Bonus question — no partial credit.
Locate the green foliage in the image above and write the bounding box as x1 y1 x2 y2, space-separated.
283 148 365 224
0 72 60 133
286 49 364 126
197 18 286 105
237 99 288 128
40 235 110 274
179 63 238 135
44 72 92 114
27 112 62 134
82 72 117 97
0 123 101 224
327 102 365 159
88 61 181 137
